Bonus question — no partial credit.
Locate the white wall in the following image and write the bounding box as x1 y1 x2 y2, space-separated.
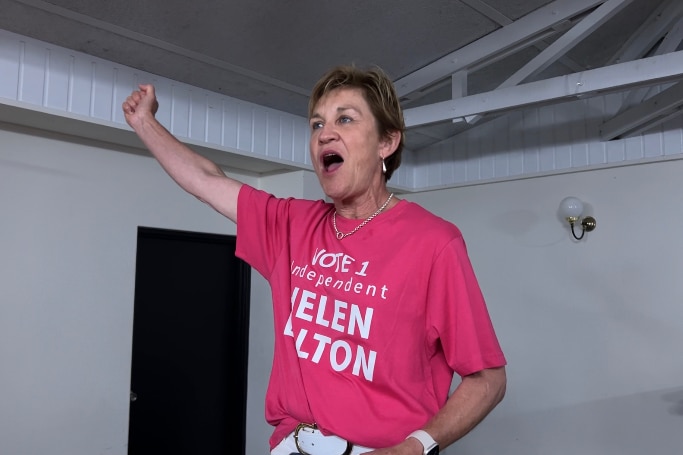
0 124 257 455
405 158 683 455
2 119 683 455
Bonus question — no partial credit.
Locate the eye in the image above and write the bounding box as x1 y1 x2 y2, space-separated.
311 121 323 130
338 116 352 124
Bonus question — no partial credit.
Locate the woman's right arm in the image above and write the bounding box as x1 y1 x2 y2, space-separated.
122 84 243 223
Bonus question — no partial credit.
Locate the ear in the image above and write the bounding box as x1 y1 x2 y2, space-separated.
379 130 401 158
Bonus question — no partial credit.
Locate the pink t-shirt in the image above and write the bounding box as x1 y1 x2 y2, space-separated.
235 185 506 450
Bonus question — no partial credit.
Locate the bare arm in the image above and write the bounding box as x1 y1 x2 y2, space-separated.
421 366 506 448
122 84 242 222
370 366 507 454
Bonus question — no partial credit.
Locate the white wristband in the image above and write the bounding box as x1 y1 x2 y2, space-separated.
406 430 439 455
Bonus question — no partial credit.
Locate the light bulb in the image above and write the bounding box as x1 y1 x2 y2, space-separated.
559 196 583 221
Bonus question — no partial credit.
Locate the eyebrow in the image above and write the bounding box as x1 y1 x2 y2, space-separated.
310 105 362 120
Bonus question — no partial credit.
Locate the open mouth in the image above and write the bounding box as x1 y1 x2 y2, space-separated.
322 153 344 172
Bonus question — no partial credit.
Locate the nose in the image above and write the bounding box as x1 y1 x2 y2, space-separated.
317 123 338 143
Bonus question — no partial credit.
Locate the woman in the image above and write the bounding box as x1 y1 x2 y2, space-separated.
123 65 506 455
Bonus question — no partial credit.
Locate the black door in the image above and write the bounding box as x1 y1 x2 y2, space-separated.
128 227 250 455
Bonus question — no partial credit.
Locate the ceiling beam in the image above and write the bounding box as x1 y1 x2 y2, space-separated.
465 0 633 125
617 14 683 112
404 50 683 127
460 0 511 25
400 25 568 105
460 0 584 72
600 81 683 140
394 0 606 98
500 0 634 89
451 71 468 99
608 0 683 64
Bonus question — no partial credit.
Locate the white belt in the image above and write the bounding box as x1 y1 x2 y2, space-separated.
271 423 375 455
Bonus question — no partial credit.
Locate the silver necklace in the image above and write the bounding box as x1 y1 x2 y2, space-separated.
333 193 394 240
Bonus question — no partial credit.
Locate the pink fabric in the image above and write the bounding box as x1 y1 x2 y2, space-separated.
236 185 506 450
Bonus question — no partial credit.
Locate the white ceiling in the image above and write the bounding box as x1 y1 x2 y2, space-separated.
1 0 682 153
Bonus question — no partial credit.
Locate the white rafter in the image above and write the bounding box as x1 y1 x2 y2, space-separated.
498 0 632 89
404 50 683 127
394 0 606 99
608 0 683 64
463 0 633 125
616 12 683 113
460 0 585 72
601 81 683 140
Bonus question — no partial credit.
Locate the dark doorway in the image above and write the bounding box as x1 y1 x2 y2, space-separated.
128 227 250 455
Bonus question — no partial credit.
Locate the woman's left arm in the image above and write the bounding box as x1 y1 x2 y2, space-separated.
368 366 506 455
423 366 507 447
